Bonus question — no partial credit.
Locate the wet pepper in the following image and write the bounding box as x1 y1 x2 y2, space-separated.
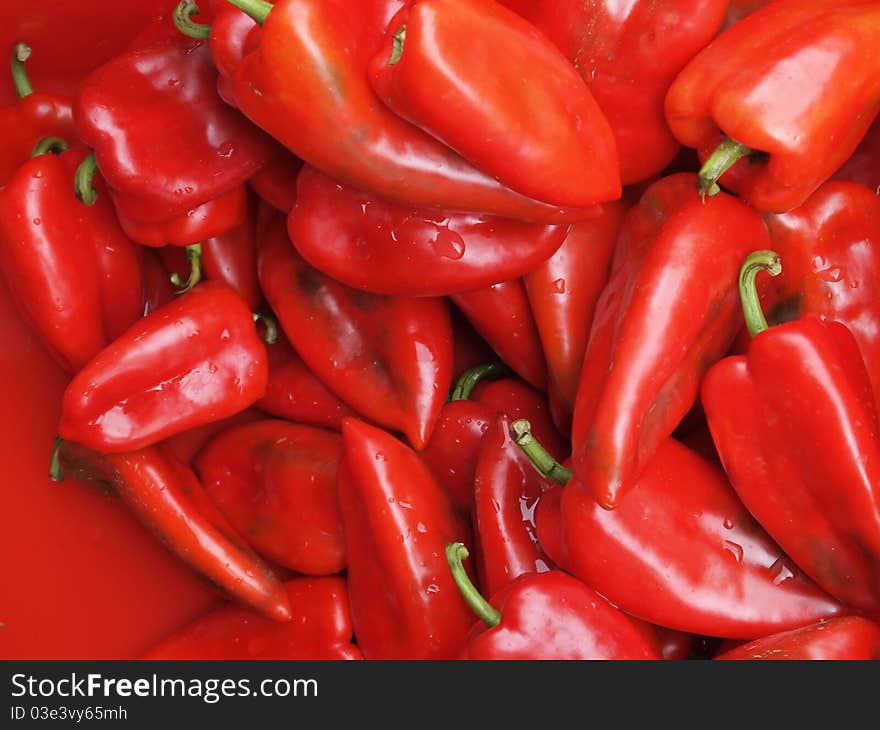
702 251 880 612
665 0 880 213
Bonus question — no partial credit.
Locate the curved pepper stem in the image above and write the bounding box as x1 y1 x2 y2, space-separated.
31 137 69 157
224 0 272 25
49 437 65 482
170 243 204 294
510 419 572 486
446 542 501 628
388 26 406 65
253 311 279 345
449 362 508 402
11 41 33 98
697 137 753 201
75 151 99 206
173 1 212 39
740 250 782 338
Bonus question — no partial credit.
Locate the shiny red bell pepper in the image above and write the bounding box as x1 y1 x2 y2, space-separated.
452 280 547 392
570 173 771 509
224 0 598 223
338 418 474 659
447 543 659 660
714 616 880 660
369 0 620 209
194 419 345 575
287 165 569 297
143 576 361 659
502 0 728 186
523 202 626 432
51 439 291 622
516 424 844 639
73 29 273 220
0 145 143 373
257 211 452 450
0 42 75 185
703 251 880 612
58 282 269 453
665 0 880 213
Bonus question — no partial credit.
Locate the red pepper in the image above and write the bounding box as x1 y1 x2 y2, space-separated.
58 282 269 453
665 0 880 213
452 280 547 392
51 439 291 622
570 173 771 509
257 210 452 450
194 419 345 575
502 0 729 186
0 144 143 373
73 29 273 220
249 147 303 213
516 425 844 639
142 576 361 659
702 251 880 612
714 616 880 660
369 0 620 209
225 0 597 223
721 0 774 29
833 118 880 194
523 202 626 432
0 42 75 185
447 543 659 660
338 418 474 659
287 165 570 297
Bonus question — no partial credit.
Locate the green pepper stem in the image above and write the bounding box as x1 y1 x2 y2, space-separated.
31 137 69 157
740 250 782 338
449 362 508 402
697 137 753 201
388 26 406 65
49 437 65 482
224 0 272 25
253 311 279 345
446 542 501 628
75 151 99 206
173 1 212 39
170 244 204 294
510 419 572 486
11 41 33 98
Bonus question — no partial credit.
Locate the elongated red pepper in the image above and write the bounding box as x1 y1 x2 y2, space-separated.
515 424 844 639
224 0 598 223
51 439 291 622
714 617 880 660
570 173 771 509
143 576 361 659
58 282 269 453
338 418 474 659
665 0 880 213
195 419 345 575
447 544 658 660
702 251 880 612
0 144 143 373
257 211 452 450
287 165 569 297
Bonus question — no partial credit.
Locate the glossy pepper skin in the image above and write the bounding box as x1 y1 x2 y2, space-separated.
226 0 597 223
502 0 729 186
257 211 452 450
715 617 880 660
703 257 880 612
58 282 269 453
833 117 880 194
447 544 659 660
665 0 880 214
287 165 570 297
143 577 362 659
0 146 143 372
369 0 620 209
570 173 772 509
73 30 273 219
338 418 474 659
53 439 291 622
195 419 345 575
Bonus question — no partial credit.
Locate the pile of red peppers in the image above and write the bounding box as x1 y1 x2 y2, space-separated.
5 0 880 660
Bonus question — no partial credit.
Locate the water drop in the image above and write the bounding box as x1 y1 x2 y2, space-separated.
723 517 736 530
722 540 743 563
432 228 466 260
552 277 566 294
770 558 795 586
